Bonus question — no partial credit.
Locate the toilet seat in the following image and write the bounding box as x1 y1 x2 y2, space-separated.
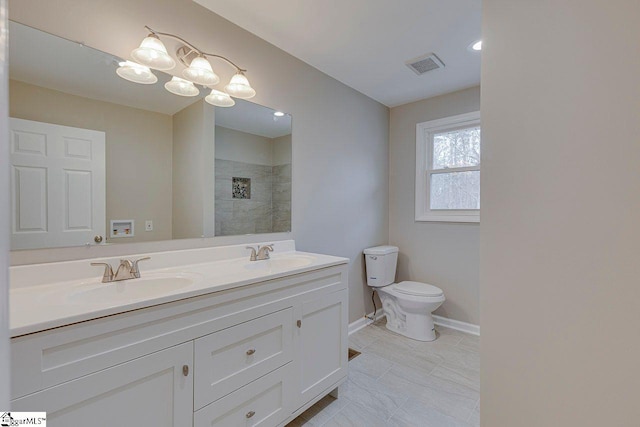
394 281 443 297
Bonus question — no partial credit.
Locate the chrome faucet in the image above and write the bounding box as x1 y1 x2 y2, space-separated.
245 244 274 261
256 244 274 260
246 246 258 261
91 257 151 283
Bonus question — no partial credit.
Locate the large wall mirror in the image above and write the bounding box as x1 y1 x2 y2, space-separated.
8 21 292 251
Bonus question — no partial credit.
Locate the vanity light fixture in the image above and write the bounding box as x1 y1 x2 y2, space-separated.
119 26 256 105
224 71 256 99
183 55 220 86
164 76 199 97
116 61 158 84
131 34 176 70
205 89 235 107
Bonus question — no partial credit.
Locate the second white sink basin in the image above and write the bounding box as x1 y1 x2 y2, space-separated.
69 273 199 304
240 255 314 272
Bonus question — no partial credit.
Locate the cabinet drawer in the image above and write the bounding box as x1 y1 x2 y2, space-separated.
194 307 294 409
194 363 292 427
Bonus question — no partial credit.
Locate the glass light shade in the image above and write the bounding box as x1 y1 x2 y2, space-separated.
205 89 235 107
131 35 176 71
183 56 219 86
116 61 158 84
164 76 199 97
471 40 482 51
224 72 256 99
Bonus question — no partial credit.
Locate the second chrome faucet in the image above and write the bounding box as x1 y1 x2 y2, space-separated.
91 257 150 283
246 244 274 261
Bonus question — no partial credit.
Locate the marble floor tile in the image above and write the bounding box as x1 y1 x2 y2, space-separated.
322 401 390 427
431 364 480 392
457 335 480 352
348 352 394 380
378 366 477 422
432 331 464 346
467 400 480 427
414 341 480 374
388 398 473 427
348 329 379 350
366 336 443 369
339 371 408 421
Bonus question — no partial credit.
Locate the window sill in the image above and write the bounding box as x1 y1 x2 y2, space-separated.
415 215 480 223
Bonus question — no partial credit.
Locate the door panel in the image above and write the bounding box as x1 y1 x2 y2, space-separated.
10 118 105 249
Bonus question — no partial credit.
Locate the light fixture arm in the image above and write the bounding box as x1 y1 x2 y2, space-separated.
144 25 246 72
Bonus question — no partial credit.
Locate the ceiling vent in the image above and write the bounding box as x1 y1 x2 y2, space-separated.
405 53 445 75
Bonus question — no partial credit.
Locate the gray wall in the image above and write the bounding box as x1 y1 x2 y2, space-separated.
481 0 640 425
9 0 389 323
389 86 480 325
172 100 206 240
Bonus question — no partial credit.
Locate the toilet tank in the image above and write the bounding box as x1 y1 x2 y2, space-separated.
363 246 399 287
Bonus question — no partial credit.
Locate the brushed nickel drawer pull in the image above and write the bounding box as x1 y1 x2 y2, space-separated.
246 348 256 356
297 320 302 328
182 365 189 376
246 411 255 419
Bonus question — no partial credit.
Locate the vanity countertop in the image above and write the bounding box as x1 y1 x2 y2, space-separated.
10 243 348 337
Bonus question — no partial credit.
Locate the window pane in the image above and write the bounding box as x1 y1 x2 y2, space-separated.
430 171 480 210
432 127 481 169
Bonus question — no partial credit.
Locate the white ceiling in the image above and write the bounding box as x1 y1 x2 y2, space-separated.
216 100 291 139
193 0 481 107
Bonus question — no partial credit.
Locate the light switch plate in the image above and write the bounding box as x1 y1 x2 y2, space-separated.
145 220 153 231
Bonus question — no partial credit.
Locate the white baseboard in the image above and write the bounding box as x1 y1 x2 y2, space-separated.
348 311 386 336
433 315 480 336
349 313 480 337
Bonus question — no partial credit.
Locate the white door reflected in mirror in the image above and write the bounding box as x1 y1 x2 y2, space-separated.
9 118 106 250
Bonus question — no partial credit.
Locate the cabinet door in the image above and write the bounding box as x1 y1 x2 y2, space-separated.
11 342 193 427
296 289 348 406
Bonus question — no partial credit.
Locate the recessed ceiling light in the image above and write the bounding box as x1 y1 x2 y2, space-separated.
469 40 482 51
274 111 285 117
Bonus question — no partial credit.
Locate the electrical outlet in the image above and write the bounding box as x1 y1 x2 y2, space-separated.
145 220 153 231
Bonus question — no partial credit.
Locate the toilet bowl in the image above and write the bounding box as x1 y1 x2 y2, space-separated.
364 246 445 342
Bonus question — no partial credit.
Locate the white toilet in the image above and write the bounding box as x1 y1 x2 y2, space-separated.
364 245 445 341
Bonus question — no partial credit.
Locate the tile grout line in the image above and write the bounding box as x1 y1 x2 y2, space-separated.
385 395 410 423
315 396 354 427
466 397 481 423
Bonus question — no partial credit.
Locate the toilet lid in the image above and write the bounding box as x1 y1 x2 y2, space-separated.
395 281 444 297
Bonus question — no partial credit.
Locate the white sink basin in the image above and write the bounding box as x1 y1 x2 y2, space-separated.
68 273 199 304
240 255 314 272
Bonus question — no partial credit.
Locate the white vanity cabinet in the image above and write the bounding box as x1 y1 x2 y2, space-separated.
10 262 348 427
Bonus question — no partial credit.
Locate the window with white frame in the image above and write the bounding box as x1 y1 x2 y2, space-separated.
415 111 481 222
